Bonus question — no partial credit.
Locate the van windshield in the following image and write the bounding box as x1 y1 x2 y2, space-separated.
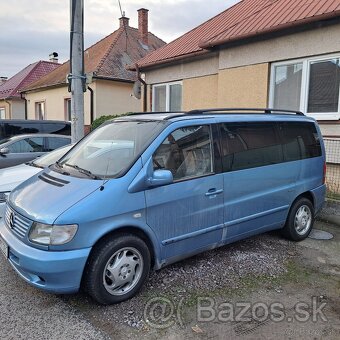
55 120 166 179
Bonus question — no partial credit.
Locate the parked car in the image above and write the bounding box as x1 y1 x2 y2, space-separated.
0 134 71 169
0 108 326 304
0 144 73 218
0 119 71 140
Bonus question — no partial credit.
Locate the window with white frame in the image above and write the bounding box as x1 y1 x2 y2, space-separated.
152 82 182 112
0 107 5 119
270 54 340 120
35 101 45 120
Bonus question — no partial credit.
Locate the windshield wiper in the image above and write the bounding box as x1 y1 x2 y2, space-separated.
65 163 100 179
26 161 43 169
52 161 70 175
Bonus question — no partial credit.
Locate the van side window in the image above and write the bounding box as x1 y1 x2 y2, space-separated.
219 122 283 172
153 125 214 181
278 122 321 161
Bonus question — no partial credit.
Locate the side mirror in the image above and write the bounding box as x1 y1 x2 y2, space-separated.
0 147 9 155
147 169 173 187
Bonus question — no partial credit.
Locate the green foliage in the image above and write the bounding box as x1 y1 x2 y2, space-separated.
91 113 132 130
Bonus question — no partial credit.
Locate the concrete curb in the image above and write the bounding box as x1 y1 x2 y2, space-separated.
316 198 340 227
316 214 340 227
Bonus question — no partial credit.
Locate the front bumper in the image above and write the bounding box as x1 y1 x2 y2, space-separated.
0 220 91 294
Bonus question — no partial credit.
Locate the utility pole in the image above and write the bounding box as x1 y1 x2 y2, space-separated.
69 0 85 143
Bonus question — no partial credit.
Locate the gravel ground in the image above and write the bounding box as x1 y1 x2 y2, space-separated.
61 232 296 331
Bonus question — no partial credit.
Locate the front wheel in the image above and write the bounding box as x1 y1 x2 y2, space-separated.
83 233 151 305
282 197 314 241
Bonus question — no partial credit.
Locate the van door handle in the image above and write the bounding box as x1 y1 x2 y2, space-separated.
205 188 223 197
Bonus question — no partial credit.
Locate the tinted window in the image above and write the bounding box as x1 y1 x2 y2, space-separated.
46 137 70 151
7 137 44 153
0 121 71 139
3 122 41 138
153 125 213 181
278 122 321 161
40 122 71 135
220 122 283 172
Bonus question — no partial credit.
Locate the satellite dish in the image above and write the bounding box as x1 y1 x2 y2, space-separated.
132 80 141 99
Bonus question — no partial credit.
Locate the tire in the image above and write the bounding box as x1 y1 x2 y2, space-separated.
83 233 151 305
282 197 314 241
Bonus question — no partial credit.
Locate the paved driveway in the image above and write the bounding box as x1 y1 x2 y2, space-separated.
0 220 339 340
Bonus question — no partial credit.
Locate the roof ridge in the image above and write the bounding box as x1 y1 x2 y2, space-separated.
200 0 279 46
95 27 125 74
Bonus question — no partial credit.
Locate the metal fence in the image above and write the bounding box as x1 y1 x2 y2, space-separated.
324 138 340 199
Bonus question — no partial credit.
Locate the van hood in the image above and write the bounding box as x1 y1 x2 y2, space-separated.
0 163 41 192
9 168 102 224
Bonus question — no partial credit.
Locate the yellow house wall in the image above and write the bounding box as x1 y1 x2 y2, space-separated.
26 86 92 125
0 99 25 119
0 100 10 119
182 75 218 110
217 63 269 108
95 80 140 117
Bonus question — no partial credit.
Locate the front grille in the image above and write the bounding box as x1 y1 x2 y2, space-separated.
5 205 33 240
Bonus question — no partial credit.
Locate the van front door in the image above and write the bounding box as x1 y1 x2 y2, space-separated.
145 125 224 263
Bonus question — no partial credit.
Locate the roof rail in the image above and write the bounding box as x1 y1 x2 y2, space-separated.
126 110 186 116
186 108 304 116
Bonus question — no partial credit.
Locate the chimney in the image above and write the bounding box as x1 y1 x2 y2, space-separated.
119 12 130 28
49 52 59 63
0 77 8 85
138 8 149 45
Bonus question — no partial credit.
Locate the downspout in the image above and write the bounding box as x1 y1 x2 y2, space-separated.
88 86 94 124
20 93 28 120
135 64 147 112
4 99 12 119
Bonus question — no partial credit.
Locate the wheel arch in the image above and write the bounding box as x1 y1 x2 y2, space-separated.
292 191 315 209
87 225 160 270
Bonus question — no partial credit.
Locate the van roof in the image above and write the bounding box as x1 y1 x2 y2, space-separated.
114 108 316 123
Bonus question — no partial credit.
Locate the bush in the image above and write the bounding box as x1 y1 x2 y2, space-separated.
91 113 132 130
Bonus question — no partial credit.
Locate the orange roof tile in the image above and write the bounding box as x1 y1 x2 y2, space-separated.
135 0 340 70
24 26 165 92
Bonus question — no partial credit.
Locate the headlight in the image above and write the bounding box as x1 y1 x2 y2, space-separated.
29 222 78 245
0 192 10 204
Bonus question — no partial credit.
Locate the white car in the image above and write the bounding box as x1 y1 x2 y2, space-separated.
0 144 73 218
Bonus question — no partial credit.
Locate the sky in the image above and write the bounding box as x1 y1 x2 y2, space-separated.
0 0 240 78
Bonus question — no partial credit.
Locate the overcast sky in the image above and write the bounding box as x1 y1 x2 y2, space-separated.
0 0 240 78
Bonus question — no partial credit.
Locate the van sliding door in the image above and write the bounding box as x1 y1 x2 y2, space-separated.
219 122 296 241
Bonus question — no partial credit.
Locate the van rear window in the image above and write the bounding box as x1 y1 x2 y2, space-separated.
278 122 322 161
219 121 321 172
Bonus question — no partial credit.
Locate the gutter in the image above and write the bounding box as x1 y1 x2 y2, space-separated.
199 11 340 49
135 64 147 112
88 86 94 123
128 50 209 71
20 93 28 120
4 99 11 119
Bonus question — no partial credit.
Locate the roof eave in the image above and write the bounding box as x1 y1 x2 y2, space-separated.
199 10 340 49
93 75 135 84
21 82 67 94
131 50 210 71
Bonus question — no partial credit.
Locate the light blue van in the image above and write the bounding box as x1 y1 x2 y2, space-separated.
0 109 326 304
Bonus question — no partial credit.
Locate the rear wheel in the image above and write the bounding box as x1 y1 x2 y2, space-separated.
282 197 314 241
84 233 151 304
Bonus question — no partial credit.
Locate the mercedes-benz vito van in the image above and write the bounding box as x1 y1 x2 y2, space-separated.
0 108 326 304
